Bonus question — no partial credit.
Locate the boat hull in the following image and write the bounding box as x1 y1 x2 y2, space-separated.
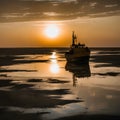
65 54 90 63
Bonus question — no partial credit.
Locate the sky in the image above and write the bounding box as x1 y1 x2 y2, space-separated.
0 0 120 47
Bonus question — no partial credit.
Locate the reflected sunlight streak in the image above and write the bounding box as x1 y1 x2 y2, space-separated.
50 52 57 59
50 52 60 74
50 63 60 74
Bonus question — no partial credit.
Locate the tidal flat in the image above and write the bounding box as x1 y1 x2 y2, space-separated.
0 48 120 120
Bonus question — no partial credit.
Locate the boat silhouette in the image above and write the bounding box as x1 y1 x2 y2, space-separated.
65 31 90 63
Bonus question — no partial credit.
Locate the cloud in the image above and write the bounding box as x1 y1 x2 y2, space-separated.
43 12 61 16
0 0 120 22
20 0 77 2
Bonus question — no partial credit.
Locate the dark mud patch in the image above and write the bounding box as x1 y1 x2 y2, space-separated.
11 84 34 90
27 79 43 83
0 107 48 120
0 69 36 73
93 72 120 76
0 79 15 87
91 55 120 67
55 114 120 120
0 74 7 77
0 55 49 66
47 78 69 84
0 88 81 108
36 89 71 95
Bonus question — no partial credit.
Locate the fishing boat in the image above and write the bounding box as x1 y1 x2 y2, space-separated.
65 31 90 63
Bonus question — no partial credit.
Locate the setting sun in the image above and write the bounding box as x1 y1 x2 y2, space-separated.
44 24 60 38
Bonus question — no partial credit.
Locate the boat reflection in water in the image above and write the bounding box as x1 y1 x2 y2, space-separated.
65 62 91 87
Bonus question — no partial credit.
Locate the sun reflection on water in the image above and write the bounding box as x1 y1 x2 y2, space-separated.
50 52 57 59
50 52 60 74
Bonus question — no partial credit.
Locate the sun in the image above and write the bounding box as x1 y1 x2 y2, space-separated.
44 24 60 38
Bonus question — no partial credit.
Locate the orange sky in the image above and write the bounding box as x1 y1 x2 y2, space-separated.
0 0 120 47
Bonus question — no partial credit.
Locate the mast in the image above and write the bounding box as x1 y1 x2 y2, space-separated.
72 31 77 45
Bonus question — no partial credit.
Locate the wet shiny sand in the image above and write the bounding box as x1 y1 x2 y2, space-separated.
0 48 120 120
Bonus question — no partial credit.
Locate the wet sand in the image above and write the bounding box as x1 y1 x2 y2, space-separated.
0 48 120 120
0 78 81 120
0 87 119 120
55 114 120 120
0 78 80 108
